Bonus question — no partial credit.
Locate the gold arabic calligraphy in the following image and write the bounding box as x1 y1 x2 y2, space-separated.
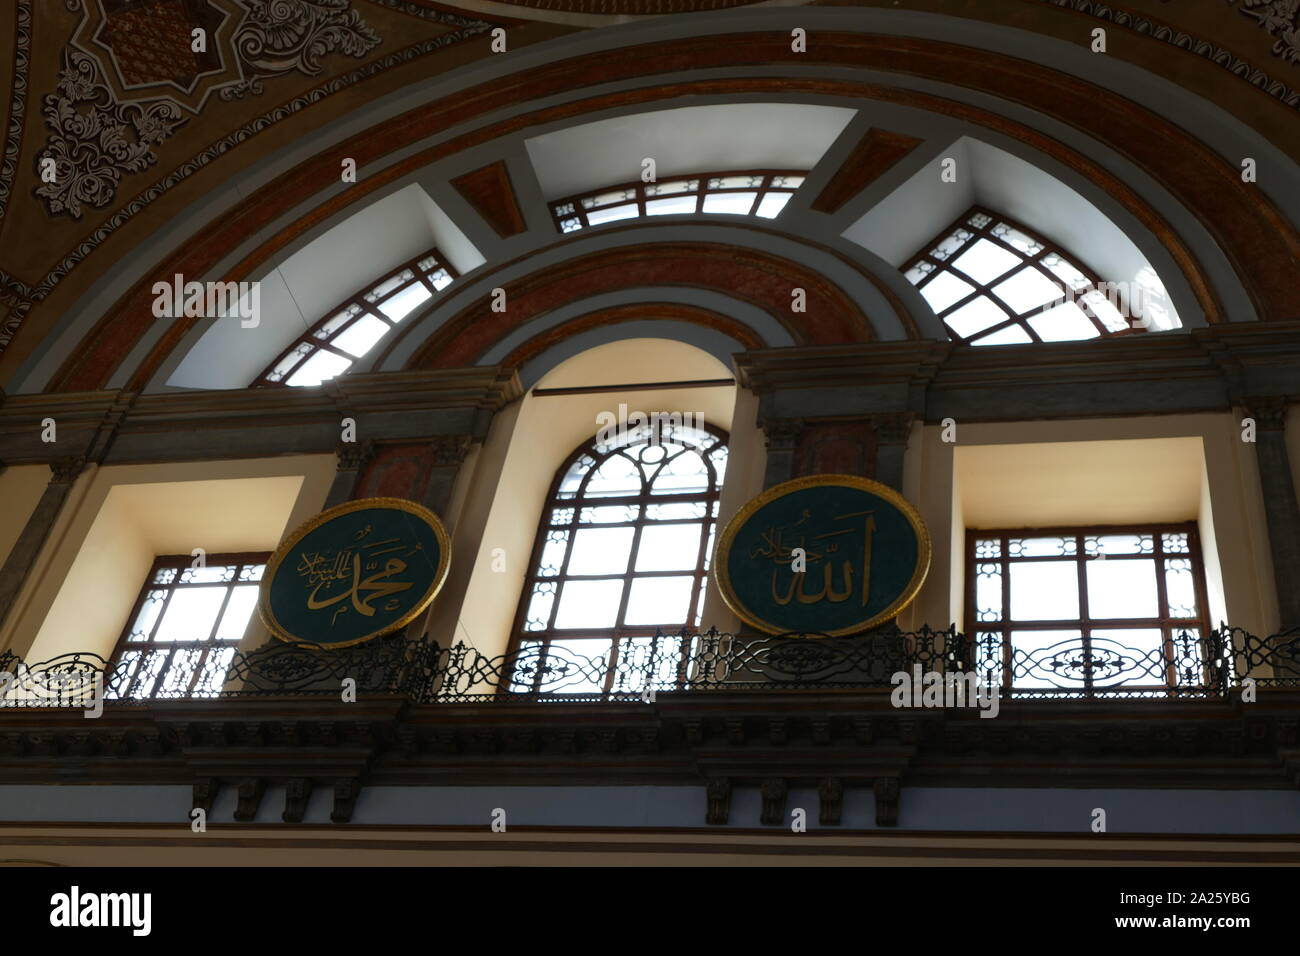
749 509 877 607
295 523 422 626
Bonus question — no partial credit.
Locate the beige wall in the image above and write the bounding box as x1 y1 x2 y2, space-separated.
2 456 335 660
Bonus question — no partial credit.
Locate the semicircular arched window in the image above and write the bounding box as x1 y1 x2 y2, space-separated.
903 207 1140 345
550 170 805 233
252 247 457 387
509 419 729 694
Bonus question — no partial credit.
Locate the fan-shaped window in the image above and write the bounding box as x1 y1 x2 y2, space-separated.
550 171 805 233
253 248 457 387
904 208 1141 345
509 419 728 693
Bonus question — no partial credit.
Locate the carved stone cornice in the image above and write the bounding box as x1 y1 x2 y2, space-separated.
0 368 523 467
3 691 1300 826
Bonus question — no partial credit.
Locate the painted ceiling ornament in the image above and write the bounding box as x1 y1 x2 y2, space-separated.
35 0 383 218
1227 0 1300 64
35 50 186 219
219 0 383 100
68 0 249 115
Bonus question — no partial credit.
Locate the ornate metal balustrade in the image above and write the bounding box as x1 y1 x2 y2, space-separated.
3 624 1298 708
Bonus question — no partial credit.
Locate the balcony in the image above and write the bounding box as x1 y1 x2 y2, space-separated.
0 625 1293 706
2 627 1297 826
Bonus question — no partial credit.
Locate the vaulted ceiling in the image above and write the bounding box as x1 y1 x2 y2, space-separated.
2 0 1299 396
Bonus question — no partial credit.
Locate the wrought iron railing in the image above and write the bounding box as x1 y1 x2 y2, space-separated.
1 625 1296 708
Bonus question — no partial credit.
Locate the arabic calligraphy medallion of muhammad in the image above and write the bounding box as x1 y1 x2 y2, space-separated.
714 475 931 636
259 497 451 648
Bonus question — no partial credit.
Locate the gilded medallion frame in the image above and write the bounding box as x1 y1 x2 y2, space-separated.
258 496 452 649
712 474 931 637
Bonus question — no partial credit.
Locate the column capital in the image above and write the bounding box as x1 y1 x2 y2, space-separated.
871 412 916 445
1243 397 1292 432
430 434 474 467
48 456 87 485
759 417 804 452
335 440 376 472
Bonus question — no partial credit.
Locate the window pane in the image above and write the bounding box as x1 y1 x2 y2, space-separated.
635 523 703 571
554 579 624 628
990 223 1043 256
523 582 556 631
377 283 431 322
536 532 568 577
1082 290 1132 332
755 192 792 218
153 587 228 642
1008 536 1075 558
127 589 168 641
566 527 635 575
951 238 1021 283
945 296 1009 338
646 196 698 216
286 349 352 386
919 271 975 313
1086 534 1152 556
179 564 237 584
585 454 642 497
583 189 635 208
624 576 695 625
1026 303 1100 342
1165 558 1199 618
331 314 390 358
1009 561 1079 620
365 272 411 301
646 179 695 195
1087 558 1159 618
975 564 1002 622
646 501 707 521
579 504 639 524
991 267 1062 314
649 449 709 495
214 584 260 641
972 324 1033 346
701 192 757 214
586 203 638 225
1041 253 1089 291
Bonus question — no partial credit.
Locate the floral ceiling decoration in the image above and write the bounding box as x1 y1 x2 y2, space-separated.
35 0 384 218
1227 0 1300 65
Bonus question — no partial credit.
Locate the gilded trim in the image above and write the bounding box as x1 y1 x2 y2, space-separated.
258 496 452 650
712 474 931 637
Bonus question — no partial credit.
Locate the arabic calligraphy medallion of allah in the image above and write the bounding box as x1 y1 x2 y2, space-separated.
259 497 451 648
714 475 931 636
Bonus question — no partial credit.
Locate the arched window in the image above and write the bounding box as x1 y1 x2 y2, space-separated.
252 248 457 387
903 207 1140 345
509 419 728 693
550 170 805 233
